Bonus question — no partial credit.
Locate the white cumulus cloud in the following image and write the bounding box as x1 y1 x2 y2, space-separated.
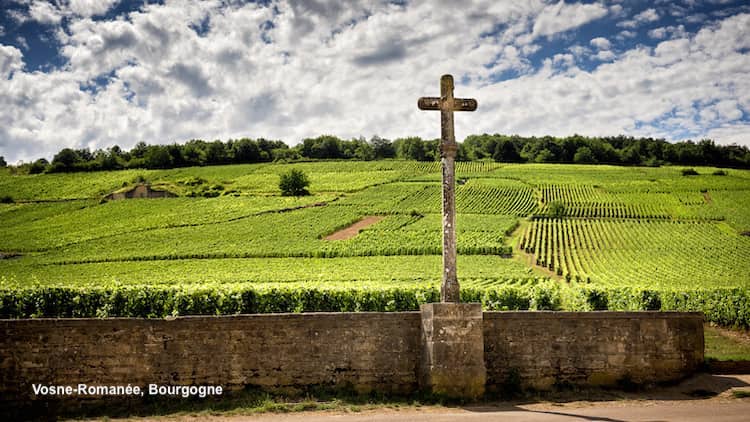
0 45 24 77
532 1 608 39
589 37 611 50
618 8 661 28
14 0 120 25
0 1 748 163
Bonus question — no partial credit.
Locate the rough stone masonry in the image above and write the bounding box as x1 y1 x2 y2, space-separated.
0 311 704 418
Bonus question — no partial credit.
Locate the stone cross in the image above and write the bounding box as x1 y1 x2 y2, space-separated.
418 74 477 303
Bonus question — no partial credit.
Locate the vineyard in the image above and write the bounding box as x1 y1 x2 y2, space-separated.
519 218 749 287
1 162 749 326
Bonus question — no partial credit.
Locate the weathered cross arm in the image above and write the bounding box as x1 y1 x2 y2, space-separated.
417 97 477 112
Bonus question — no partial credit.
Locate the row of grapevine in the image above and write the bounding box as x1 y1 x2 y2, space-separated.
519 218 750 287
537 184 678 218
456 184 537 215
0 195 338 252
403 213 519 234
0 255 541 289
337 183 426 209
26 203 516 265
396 183 537 215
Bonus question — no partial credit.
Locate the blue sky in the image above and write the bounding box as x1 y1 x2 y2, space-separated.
1 0 749 163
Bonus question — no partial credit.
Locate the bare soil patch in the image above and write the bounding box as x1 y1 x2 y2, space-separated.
325 216 384 240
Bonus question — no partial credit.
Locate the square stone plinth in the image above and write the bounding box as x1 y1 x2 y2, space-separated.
420 303 486 399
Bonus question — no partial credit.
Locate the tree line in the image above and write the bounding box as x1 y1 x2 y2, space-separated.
3 133 749 174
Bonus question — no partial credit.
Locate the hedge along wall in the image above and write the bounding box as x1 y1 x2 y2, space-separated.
1 283 746 327
1 311 703 418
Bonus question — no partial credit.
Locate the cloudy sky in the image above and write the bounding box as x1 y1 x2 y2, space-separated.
1 0 749 163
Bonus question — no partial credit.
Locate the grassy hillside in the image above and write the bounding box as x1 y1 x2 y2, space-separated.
1 162 748 325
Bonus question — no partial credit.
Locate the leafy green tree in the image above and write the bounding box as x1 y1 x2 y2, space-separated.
232 138 261 163
279 169 311 196
493 139 521 162
29 158 49 174
144 146 173 169
165 143 187 167
205 140 228 164
573 146 596 163
182 140 206 165
423 139 440 161
271 148 300 162
354 140 375 161
0 156 6 167
301 135 343 159
620 146 642 165
131 141 149 158
535 148 555 163
394 137 427 161
370 135 395 158
51 148 80 169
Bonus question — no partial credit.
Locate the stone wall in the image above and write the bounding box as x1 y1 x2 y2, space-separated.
1 311 704 416
484 312 705 391
1 313 421 415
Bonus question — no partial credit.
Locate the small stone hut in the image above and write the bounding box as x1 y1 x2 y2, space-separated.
105 184 177 200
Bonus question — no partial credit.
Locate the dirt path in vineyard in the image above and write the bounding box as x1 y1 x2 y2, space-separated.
324 216 384 240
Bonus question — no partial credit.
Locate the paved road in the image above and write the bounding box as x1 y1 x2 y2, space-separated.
195 401 750 422
96 374 750 422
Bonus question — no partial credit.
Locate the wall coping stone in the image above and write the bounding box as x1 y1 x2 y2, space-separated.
0 310 704 324
483 311 704 319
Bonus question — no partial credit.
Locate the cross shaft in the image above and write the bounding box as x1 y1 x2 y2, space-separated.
418 74 477 303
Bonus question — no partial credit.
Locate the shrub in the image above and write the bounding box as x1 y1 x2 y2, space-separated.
132 174 148 184
0 195 13 204
547 200 566 218
279 169 311 196
681 168 699 176
179 176 207 186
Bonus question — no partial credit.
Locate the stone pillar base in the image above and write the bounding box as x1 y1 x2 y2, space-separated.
420 303 486 399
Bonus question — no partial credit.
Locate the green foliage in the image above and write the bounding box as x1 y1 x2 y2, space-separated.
547 200 565 218
279 169 311 196
573 146 596 164
144 146 174 169
562 285 750 328
393 137 434 161
0 283 558 318
529 281 562 310
9 133 750 176
29 159 49 174
682 168 699 176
